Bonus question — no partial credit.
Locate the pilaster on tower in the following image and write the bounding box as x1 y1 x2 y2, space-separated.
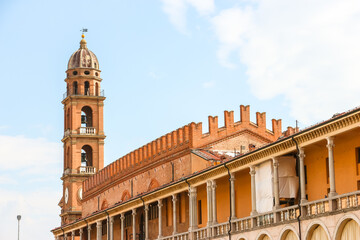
60 34 106 225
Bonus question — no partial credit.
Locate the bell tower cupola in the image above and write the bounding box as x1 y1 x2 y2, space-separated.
60 34 106 225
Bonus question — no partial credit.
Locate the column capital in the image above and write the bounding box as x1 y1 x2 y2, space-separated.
189 186 197 193
132 208 136 215
206 180 212 188
96 221 102 228
172 194 177 202
144 204 149 211
249 166 256 175
230 172 235 181
110 216 114 223
71 230 75 236
211 179 217 188
272 157 279 168
79 228 83 234
299 148 306 159
158 199 163 207
120 213 125 220
326 136 335 148
88 225 92 231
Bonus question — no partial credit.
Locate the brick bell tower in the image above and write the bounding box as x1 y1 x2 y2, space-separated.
60 34 105 225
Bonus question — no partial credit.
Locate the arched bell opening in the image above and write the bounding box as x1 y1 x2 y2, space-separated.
73 81 78 95
81 145 93 167
81 106 93 127
84 81 90 95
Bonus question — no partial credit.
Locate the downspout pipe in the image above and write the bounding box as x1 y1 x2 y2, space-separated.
224 163 232 240
105 210 110 240
291 136 302 240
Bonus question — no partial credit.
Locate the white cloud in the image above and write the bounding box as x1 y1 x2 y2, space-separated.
0 135 61 170
0 135 62 239
161 0 188 34
210 0 360 124
161 0 214 34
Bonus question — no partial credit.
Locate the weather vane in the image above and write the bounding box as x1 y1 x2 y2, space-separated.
80 28 88 39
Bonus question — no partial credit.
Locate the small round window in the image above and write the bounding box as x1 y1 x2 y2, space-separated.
73 71 78 75
84 71 90 75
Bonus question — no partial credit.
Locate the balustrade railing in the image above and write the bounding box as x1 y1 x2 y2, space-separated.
160 232 189 240
158 191 360 240
334 190 360 210
212 222 230 236
194 226 208 240
80 127 96 135
302 198 329 217
233 216 252 232
79 166 96 174
64 129 71 137
63 89 105 100
276 205 300 222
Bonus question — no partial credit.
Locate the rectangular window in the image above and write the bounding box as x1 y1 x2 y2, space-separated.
357 181 360 190
198 200 202 225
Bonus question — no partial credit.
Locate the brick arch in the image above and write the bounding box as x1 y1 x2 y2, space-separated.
101 199 108 210
148 178 160 191
121 190 131 202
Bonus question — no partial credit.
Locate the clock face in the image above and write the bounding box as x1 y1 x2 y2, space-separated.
65 187 69 204
78 188 83 200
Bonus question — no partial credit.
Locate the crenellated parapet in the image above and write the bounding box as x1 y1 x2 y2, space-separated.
83 105 282 197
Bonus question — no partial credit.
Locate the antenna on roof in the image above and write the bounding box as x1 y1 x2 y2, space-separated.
81 28 88 33
296 120 298 129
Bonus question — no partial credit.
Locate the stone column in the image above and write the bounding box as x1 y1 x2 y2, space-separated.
132 209 136 240
71 230 75 240
206 180 213 227
87 225 92 240
64 233 68 240
79 228 83 240
144 204 149 240
327 137 337 197
109 216 114 240
189 186 198 231
120 213 125 240
172 194 177 234
250 166 257 215
158 199 163 238
229 173 236 220
272 157 280 209
299 148 307 203
211 180 217 224
96 221 102 240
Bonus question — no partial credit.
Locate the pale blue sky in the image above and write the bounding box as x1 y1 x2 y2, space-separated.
1 0 360 239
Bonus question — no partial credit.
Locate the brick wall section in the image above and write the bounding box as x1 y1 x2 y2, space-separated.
82 105 282 202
